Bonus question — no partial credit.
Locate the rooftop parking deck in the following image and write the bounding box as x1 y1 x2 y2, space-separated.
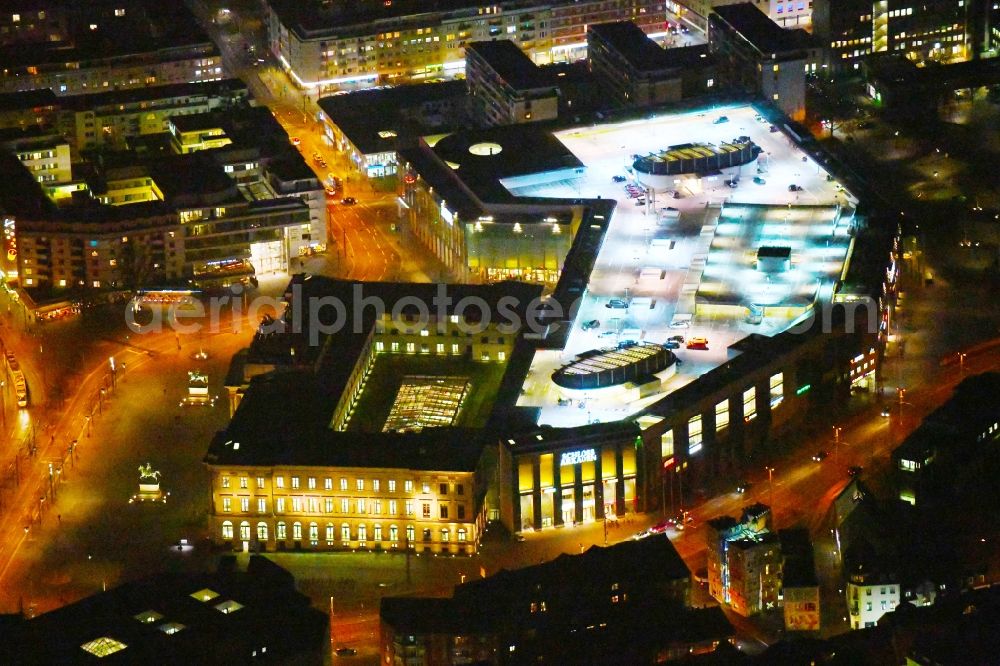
511 104 857 427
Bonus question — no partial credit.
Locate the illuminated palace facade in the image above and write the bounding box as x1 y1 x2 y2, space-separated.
207 456 482 556
264 0 667 93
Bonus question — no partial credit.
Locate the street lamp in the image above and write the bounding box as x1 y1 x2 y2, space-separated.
832 426 844 464
765 466 776 527
957 352 967 375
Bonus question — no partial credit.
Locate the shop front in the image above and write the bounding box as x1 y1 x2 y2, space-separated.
504 422 644 533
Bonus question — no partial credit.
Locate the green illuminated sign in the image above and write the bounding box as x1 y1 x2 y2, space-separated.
796 384 812 396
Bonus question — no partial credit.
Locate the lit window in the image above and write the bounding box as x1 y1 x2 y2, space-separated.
222 497 231 512
340 477 348 491
357 478 365 491
388 480 396 492
221 476 230 488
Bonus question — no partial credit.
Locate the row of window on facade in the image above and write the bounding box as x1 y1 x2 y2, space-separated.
220 520 468 544
220 475 463 495
220 495 467 520
374 340 506 359
661 374 784 459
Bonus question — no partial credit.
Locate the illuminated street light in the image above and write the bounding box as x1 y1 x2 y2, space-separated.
765 466 776 527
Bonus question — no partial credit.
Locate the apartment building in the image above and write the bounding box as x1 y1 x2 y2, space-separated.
588 21 716 107
0 109 322 290
0 0 223 96
708 3 819 121
264 0 666 94
678 0 812 31
0 128 72 184
465 40 558 126
846 564 900 629
812 0 986 70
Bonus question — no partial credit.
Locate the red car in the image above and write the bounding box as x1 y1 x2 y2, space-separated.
686 337 709 350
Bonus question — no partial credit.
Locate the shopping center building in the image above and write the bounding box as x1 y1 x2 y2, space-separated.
394 102 895 534
207 102 898 547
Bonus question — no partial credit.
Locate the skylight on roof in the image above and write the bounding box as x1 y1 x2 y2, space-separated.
215 599 244 614
158 622 186 635
80 637 127 657
134 610 163 624
378 130 397 138
190 588 219 602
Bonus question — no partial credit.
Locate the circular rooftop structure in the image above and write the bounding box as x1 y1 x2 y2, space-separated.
552 342 674 390
468 142 503 156
633 140 761 191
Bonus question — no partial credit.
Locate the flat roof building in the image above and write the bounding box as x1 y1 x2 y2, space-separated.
263 0 668 95
812 0 988 70
0 556 328 663
0 0 224 96
587 22 716 107
465 40 559 126
0 107 323 292
381 534 736 663
708 3 819 121
207 275 544 554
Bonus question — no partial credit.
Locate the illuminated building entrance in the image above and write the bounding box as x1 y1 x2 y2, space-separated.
250 239 285 274
503 422 644 532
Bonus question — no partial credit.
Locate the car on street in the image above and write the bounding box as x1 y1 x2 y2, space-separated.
725 179 739 188
753 176 766 185
880 405 891 417
335 647 358 657
582 319 600 330
668 335 685 343
736 480 752 494
612 175 627 183
713 116 729 124
341 197 357 205
788 184 803 192
663 341 680 349
606 299 629 309
812 450 829 462
847 465 864 477
685 337 708 350
598 330 617 338
769 124 780 132
634 518 676 539
325 187 337 197
291 136 301 146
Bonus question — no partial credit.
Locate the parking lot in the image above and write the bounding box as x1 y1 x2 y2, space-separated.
513 104 856 427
